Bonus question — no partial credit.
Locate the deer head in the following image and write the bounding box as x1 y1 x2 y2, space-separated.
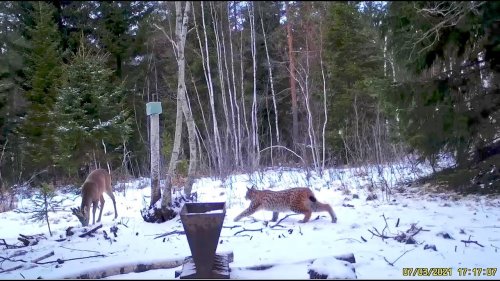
72 169 118 227
71 206 89 226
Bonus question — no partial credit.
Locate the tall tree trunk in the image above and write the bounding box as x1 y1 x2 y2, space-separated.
200 1 223 174
176 1 197 197
286 1 298 151
259 4 280 146
161 1 197 208
248 2 260 168
228 1 243 168
210 2 231 172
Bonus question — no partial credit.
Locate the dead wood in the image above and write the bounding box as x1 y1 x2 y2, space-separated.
0 264 23 274
461 235 484 247
383 248 416 266
369 222 427 244
9 250 28 258
234 228 263 236
153 230 185 239
59 257 185 279
110 226 118 237
0 256 27 263
222 225 241 230
35 254 106 265
59 246 100 254
79 224 103 238
66 227 74 237
270 213 300 229
31 251 55 263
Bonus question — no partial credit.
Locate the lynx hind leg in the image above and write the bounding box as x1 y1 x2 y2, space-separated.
291 205 313 223
314 202 337 223
234 203 260 222
299 210 312 223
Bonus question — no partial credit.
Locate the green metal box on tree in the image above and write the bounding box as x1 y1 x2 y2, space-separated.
146 102 162 115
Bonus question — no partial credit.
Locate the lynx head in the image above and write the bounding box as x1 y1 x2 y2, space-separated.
245 186 258 200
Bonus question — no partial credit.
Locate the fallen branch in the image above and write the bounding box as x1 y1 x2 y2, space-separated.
31 251 55 263
0 238 24 249
79 224 103 238
59 246 100 254
270 214 300 228
461 236 484 247
9 250 28 258
381 214 390 235
0 264 23 274
154 230 185 239
234 228 263 236
383 248 416 266
368 227 391 239
35 254 106 265
0 256 27 263
222 225 241 230
335 238 365 243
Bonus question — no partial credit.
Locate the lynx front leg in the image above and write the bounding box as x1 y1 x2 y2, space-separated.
272 212 279 222
234 203 260 222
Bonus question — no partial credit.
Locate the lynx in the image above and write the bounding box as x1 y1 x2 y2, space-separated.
234 187 337 223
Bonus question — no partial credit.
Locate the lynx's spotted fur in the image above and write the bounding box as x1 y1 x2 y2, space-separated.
234 187 337 223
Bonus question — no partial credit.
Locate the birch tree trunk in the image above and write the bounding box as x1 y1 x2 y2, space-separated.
210 2 231 169
248 2 260 168
228 1 243 168
199 1 223 173
161 1 197 208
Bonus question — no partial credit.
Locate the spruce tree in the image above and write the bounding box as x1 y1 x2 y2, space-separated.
18 1 62 178
54 37 132 175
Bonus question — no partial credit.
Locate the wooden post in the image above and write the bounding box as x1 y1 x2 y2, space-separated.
147 102 163 206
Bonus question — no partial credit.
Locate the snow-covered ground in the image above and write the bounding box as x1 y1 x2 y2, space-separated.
1 159 499 279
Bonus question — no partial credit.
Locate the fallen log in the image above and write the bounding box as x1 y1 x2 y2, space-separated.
79 224 103 238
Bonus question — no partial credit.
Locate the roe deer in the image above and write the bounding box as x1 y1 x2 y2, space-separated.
71 169 118 226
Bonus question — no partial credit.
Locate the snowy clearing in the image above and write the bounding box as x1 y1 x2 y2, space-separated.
1 161 499 279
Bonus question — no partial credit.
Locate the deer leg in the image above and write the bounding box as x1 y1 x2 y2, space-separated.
92 201 98 225
97 195 105 223
107 191 118 219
